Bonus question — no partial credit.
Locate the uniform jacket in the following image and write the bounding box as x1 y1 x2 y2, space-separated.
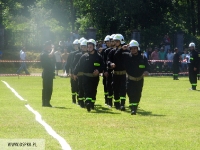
74 50 104 75
40 50 55 77
189 50 199 68
122 52 150 77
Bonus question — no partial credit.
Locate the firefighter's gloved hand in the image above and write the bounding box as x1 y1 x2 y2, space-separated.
143 71 149 76
122 45 129 50
194 67 197 71
93 69 99 76
111 63 116 69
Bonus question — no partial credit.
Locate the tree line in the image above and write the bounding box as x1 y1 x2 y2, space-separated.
0 0 200 48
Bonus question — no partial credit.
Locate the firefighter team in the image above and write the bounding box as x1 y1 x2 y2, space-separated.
40 34 199 115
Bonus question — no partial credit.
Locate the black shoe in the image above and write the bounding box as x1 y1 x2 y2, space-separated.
108 98 113 107
131 110 137 115
120 106 125 111
91 102 95 110
86 102 91 112
43 104 52 107
72 95 76 104
114 102 120 110
80 100 85 108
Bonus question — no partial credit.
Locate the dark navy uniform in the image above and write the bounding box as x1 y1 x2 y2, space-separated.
72 51 86 107
107 48 130 110
74 50 104 111
123 51 150 115
197 51 200 80
172 52 180 80
103 47 114 107
101 47 110 105
189 50 199 90
40 50 55 107
65 49 80 103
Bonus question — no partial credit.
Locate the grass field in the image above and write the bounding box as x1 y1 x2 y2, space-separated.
0 76 200 150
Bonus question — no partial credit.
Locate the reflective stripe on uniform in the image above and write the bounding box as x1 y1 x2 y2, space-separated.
72 92 76 96
91 100 96 102
104 92 108 95
86 97 92 101
191 83 197 86
129 103 138 106
114 99 121 102
94 63 100 66
139 65 145 68
107 95 113 98
120 97 126 100
78 98 85 100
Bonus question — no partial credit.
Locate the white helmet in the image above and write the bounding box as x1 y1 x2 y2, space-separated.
129 40 140 51
104 35 111 42
79 37 86 44
87 39 96 49
110 34 116 39
189 42 195 48
80 39 87 46
73 39 79 45
113 34 125 44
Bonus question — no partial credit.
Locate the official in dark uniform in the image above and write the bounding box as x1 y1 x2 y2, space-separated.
188 42 199 90
122 40 150 115
107 34 129 111
74 39 104 112
72 39 88 108
172 48 180 80
65 39 81 104
40 41 55 107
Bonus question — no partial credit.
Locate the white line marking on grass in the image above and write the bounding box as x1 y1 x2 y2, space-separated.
1 80 27 101
1 80 72 150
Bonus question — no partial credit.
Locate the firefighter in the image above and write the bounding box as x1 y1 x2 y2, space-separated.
40 41 55 107
102 35 111 105
74 39 104 112
172 48 181 80
107 34 129 111
65 39 81 104
72 39 88 108
103 34 115 107
188 42 199 90
197 49 200 80
122 40 150 115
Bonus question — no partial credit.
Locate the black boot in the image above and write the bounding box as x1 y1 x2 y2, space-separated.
130 105 138 115
85 100 91 112
72 95 76 104
114 102 120 110
77 95 79 105
91 102 95 110
192 85 196 90
108 98 113 107
120 99 126 111
173 75 175 80
80 100 85 108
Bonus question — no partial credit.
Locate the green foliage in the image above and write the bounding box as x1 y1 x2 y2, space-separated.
1 0 200 47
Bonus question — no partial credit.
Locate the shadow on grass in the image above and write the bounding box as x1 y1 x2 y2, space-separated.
92 104 121 114
53 106 72 109
124 107 165 117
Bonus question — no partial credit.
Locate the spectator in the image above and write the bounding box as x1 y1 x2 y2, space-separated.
61 48 69 75
181 49 188 72
166 49 174 70
163 34 171 53
151 47 160 72
54 47 62 76
159 47 166 71
16 47 30 75
59 39 65 53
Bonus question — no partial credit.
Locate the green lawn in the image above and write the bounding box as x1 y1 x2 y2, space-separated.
0 76 200 150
